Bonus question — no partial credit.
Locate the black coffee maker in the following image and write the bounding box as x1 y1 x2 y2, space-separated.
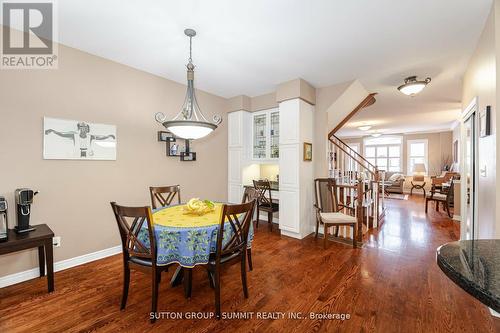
15 188 38 233
0 196 7 242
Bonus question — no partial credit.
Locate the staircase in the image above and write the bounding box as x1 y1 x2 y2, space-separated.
326 93 385 245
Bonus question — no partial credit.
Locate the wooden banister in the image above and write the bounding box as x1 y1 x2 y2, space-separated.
331 134 377 172
330 138 375 176
324 92 383 242
328 93 377 137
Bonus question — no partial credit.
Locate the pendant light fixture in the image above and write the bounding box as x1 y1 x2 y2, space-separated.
397 76 431 96
155 29 221 140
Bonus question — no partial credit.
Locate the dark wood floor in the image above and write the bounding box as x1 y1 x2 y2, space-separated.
1 196 499 333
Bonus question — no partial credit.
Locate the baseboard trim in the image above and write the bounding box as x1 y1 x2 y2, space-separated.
0 245 122 289
280 229 305 239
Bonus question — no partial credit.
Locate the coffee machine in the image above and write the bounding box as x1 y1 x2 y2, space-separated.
15 188 38 233
0 196 8 242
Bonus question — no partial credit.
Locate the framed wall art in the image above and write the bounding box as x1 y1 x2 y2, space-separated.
479 105 491 137
43 117 117 160
303 142 312 161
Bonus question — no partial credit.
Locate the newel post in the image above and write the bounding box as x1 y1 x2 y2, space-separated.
356 178 363 245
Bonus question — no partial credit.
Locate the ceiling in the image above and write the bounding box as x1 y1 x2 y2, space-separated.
3 0 493 134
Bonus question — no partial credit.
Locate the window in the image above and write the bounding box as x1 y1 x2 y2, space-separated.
364 136 402 172
347 143 360 171
407 139 428 175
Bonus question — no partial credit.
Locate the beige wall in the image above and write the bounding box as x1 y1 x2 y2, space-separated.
276 78 316 105
404 132 452 176
343 131 453 177
250 92 278 111
226 93 277 113
259 164 279 181
462 3 497 239
226 95 251 112
0 42 228 277
314 81 353 178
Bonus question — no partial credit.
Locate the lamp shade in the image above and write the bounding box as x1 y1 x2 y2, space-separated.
165 121 216 140
413 163 426 173
398 76 431 96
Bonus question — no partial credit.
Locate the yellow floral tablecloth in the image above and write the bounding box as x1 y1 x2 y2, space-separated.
153 203 225 228
138 203 253 268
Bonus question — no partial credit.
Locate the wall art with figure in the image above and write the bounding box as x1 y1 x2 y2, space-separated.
43 117 117 160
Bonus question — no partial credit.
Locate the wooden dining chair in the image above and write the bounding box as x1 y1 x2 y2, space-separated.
241 187 259 271
206 200 255 319
253 180 278 231
110 202 172 323
425 179 454 218
149 185 181 209
313 178 357 248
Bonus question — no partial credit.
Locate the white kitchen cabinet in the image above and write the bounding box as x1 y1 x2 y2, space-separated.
278 99 314 239
252 108 279 161
228 110 251 203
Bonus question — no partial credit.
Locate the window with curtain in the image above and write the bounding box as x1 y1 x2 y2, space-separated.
364 136 402 172
407 139 428 174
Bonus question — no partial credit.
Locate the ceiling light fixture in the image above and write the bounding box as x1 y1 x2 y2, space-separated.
398 76 431 96
371 133 382 138
155 29 221 140
358 125 372 131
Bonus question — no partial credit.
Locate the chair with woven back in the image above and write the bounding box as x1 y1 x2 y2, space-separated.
110 202 172 323
253 180 279 231
313 178 357 248
204 200 256 319
149 185 181 209
425 179 455 218
241 187 259 271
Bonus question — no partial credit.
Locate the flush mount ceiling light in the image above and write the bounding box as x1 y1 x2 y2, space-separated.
371 133 382 137
358 125 372 131
398 76 431 96
155 29 221 140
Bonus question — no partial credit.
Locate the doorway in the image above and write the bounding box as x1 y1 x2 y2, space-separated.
461 99 478 240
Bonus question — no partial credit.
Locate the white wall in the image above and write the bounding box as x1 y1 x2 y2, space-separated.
462 4 497 238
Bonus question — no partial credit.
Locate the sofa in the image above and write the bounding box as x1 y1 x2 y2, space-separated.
381 171 405 194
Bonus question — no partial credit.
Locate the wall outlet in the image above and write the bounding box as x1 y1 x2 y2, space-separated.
53 236 61 248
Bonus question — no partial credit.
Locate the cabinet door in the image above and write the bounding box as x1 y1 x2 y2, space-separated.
253 113 267 159
270 111 279 159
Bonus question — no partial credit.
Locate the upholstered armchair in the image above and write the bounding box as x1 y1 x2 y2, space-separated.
382 171 405 194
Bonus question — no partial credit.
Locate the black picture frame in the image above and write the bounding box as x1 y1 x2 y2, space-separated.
180 152 196 161
479 105 491 137
158 131 176 142
166 141 180 156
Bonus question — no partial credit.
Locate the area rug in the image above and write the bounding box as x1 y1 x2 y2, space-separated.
386 193 409 200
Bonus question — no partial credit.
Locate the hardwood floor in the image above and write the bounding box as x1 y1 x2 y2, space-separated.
1 196 499 332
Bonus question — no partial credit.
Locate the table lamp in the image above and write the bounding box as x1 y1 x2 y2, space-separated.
413 163 426 181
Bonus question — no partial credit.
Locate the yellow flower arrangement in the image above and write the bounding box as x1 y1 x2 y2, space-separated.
183 198 216 216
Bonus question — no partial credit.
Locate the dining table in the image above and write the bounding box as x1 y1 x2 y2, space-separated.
138 202 254 298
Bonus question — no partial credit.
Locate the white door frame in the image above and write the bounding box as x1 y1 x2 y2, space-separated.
460 97 479 240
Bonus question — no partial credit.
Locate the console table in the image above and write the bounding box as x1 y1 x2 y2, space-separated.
0 224 54 292
410 181 426 197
